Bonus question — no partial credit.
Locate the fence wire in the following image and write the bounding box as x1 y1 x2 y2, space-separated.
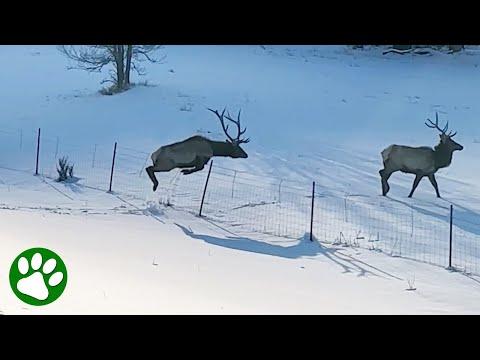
1 126 479 276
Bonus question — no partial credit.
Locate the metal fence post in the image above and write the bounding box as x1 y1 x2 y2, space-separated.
92 144 97 168
199 160 213 217
449 204 453 268
278 179 283 203
310 181 315 241
54 136 60 160
139 154 150 177
231 170 237 198
108 142 117 193
35 128 41 175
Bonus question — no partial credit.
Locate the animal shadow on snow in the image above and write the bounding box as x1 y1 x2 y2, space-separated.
175 223 401 279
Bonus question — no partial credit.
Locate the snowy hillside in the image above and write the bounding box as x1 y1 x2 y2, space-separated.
1 45 480 314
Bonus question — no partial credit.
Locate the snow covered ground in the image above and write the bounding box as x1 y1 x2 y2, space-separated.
1 45 480 314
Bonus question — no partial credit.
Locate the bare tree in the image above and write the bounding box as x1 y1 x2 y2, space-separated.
58 45 165 94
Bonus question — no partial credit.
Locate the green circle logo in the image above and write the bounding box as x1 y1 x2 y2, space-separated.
9 248 68 306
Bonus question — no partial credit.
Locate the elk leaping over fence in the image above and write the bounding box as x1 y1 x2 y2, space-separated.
146 107 250 192
379 112 463 198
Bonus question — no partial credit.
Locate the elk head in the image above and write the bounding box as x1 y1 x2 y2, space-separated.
425 112 463 152
208 107 250 158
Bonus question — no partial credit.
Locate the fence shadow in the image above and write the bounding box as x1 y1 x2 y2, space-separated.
388 197 480 236
175 223 401 279
4 123 480 277
447 200 480 234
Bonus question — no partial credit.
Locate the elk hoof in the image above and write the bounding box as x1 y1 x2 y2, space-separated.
153 183 158 192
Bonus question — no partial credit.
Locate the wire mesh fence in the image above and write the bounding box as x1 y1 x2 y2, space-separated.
1 126 480 276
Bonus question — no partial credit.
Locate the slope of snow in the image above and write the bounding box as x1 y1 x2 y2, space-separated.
1 176 480 314
1 45 480 314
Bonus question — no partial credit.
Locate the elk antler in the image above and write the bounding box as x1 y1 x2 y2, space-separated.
208 107 250 144
225 109 250 144
425 112 450 134
207 107 234 143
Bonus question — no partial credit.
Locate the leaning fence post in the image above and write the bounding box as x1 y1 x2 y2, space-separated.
310 181 315 241
35 128 41 175
108 142 117 193
139 153 150 177
449 204 453 268
199 160 213 217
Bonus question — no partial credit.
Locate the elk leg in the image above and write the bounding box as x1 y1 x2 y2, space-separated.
146 166 159 192
181 157 208 175
146 160 176 192
428 174 441 198
379 169 392 196
181 165 205 175
408 174 423 198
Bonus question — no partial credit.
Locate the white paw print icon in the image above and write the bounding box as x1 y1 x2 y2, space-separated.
16 252 64 301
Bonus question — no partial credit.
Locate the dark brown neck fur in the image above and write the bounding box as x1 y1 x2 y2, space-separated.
434 142 454 170
209 140 234 157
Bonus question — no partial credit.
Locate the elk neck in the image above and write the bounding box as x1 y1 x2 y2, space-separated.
209 140 235 157
433 142 454 169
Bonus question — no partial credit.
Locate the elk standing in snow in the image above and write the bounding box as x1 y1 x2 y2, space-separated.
379 113 463 198
146 108 250 192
